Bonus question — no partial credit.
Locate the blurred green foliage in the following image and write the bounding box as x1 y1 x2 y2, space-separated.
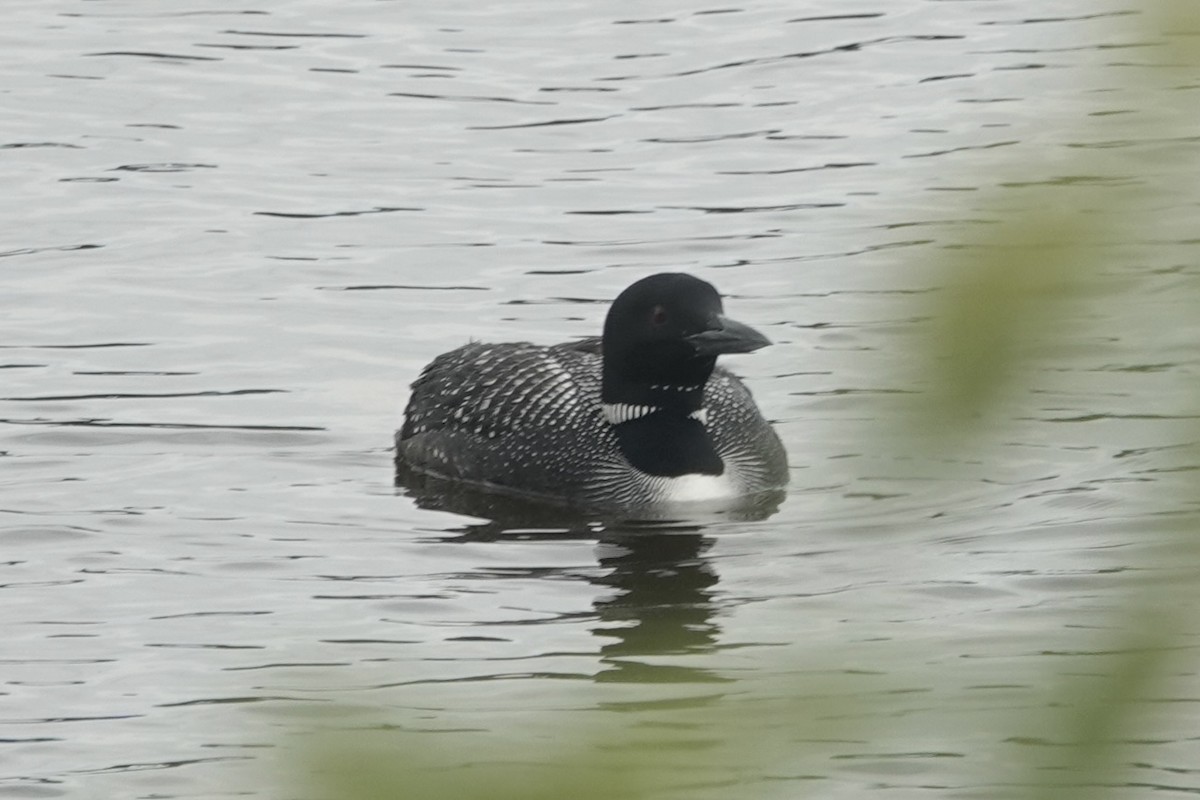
914 1 1199 441
298 686 860 800
911 2 1199 796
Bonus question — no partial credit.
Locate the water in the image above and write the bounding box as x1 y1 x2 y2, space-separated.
3 1 1199 797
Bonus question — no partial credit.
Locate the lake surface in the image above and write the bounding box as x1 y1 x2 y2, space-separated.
3 1 1198 798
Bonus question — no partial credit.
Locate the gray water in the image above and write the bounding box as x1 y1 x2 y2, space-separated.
4 1 1199 798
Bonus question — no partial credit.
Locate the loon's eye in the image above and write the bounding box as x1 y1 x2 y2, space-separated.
651 305 668 326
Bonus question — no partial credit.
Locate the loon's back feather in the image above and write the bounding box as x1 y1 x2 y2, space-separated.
398 341 606 502
396 338 786 508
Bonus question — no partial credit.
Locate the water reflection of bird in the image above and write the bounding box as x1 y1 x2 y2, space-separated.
592 531 729 684
401 475 776 686
395 273 787 511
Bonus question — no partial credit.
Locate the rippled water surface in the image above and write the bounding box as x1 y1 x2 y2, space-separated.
4 1 1199 798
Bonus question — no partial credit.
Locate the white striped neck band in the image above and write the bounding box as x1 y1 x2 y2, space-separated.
602 403 708 426
647 383 704 393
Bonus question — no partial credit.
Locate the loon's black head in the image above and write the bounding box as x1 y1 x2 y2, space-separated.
601 273 770 400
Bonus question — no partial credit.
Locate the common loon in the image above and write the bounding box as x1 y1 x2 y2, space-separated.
395 273 788 509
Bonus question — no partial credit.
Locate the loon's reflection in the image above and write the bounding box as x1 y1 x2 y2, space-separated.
591 530 726 683
397 468 782 684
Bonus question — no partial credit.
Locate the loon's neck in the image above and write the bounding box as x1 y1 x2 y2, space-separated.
601 349 715 411
600 359 723 477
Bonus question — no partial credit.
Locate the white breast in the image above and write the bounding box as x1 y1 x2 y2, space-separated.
654 472 739 503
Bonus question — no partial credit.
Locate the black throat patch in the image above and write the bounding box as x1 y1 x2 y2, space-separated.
611 412 724 477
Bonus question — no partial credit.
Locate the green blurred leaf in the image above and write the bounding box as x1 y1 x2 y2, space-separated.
917 207 1105 431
